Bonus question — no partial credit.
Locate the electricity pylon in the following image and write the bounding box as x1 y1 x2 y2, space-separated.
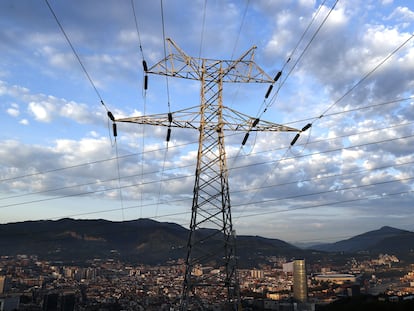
115 38 298 310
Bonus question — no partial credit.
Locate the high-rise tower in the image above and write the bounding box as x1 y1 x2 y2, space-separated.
293 259 308 303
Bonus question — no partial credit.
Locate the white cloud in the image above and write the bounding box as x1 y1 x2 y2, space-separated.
53 137 112 161
88 131 99 138
60 101 91 124
387 6 414 22
28 101 53 122
0 80 106 126
19 119 29 125
7 106 19 117
36 45 77 71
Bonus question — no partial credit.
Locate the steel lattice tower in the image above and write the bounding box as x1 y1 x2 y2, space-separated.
115 39 298 310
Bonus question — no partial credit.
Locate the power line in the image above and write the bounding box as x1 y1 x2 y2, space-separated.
231 158 414 198
159 0 171 113
155 143 170 217
257 0 339 119
231 133 414 174
235 189 414 219
2 133 413 211
232 123 414 218
43 0 109 112
256 0 328 116
228 0 336 172
230 0 250 59
197 0 207 62
295 96 414 125
155 0 174 218
234 175 414 212
269 0 340 112
0 172 194 210
130 0 145 60
231 95 414 172
2 118 412 200
10 177 413 232
316 32 414 121
0 138 200 183
3 134 413 207
254 2 414 152
2 142 413 211
2 94 410 185
281 0 328 74
114 138 125 220
130 0 149 217
44 0 119 155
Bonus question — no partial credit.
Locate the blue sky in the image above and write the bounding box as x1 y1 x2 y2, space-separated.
1 0 414 244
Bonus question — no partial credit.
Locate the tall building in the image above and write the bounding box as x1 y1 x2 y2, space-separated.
0 276 9 294
293 259 308 303
250 269 264 279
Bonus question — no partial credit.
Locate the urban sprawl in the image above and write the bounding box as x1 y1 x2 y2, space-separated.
1 253 414 310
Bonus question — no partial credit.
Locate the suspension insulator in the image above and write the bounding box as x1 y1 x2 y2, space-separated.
274 71 282 82
166 128 171 142
107 111 115 122
252 118 260 127
290 133 300 146
168 112 173 123
301 123 312 132
242 133 250 145
265 85 273 99
112 123 117 137
142 60 148 72
144 75 148 90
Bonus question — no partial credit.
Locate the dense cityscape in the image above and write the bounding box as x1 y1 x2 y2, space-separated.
1 252 414 310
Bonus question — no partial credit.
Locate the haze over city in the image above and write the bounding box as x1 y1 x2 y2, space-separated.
1 0 414 243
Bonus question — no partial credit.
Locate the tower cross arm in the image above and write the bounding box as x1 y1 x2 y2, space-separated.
146 38 275 83
222 106 298 132
115 106 298 132
115 106 200 129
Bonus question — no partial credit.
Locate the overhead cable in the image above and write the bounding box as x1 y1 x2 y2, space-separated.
230 0 250 59
316 32 414 121
43 0 109 112
2 117 412 186
197 0 207 63
4 130 413 205
258 0 336 119
289 34 414 146
2 133 413 210
17 183 414 228
131 0 145 60
234 189 414 219
130 0 149 216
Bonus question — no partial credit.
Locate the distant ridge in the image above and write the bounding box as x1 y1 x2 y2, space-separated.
1 220 413 265
0 218 303 266
0 218 189 264
310 226 414 254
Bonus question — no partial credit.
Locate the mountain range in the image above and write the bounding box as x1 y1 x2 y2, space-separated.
0 219 413 266
310 226 414 255
0 218 304 266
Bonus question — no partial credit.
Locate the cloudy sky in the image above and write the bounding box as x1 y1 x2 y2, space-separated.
1 0 413 244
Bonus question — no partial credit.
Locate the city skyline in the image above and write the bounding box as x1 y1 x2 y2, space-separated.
1 0 414 243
